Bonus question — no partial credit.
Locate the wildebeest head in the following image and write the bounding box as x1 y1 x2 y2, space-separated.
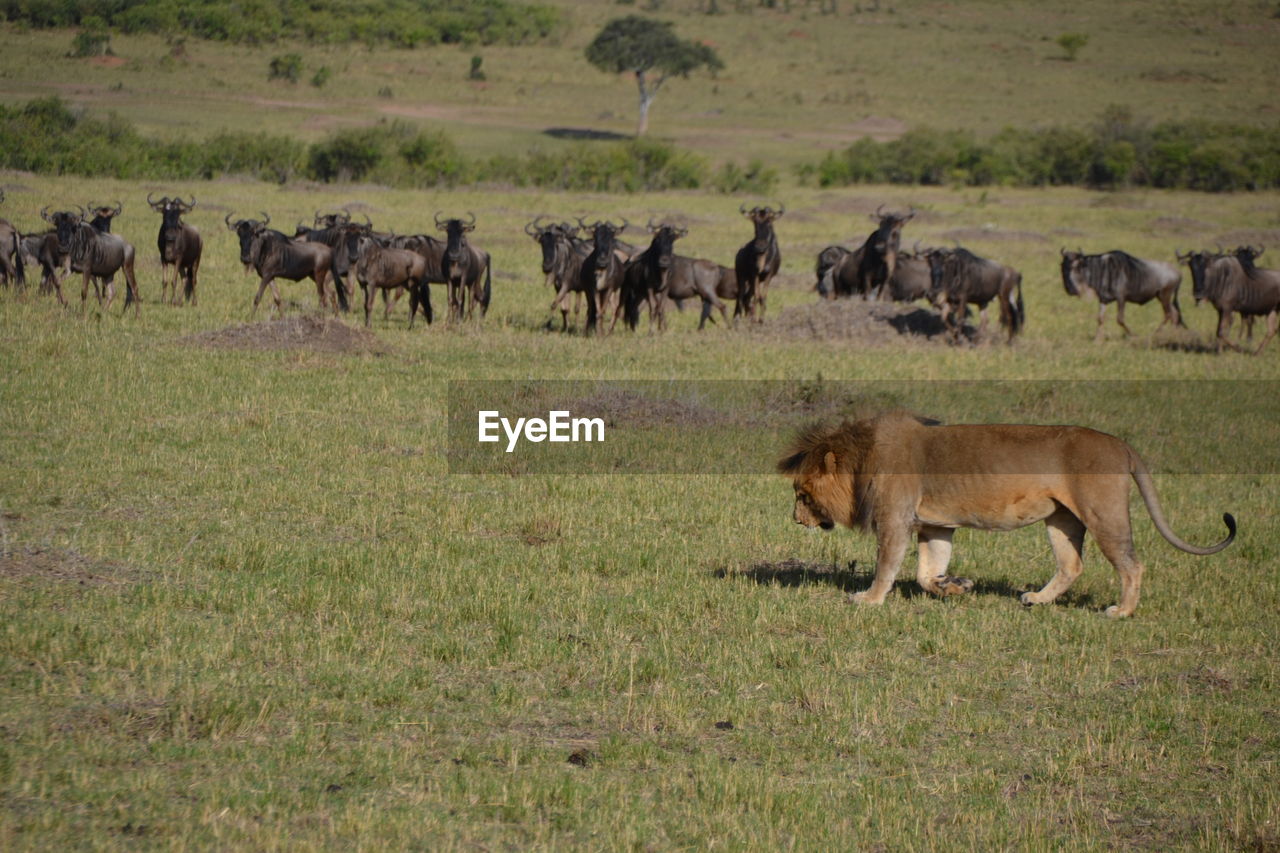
869 205 914 254
1060 248 1086 297
1176 248 1216 304
314 209 351 229
86 200 122 233
921 247 952 302
149 193 194 230
526 216 563 275
436 211 476 263
44 206 85 247
741 203 784 253
1234 244 1264 273
645 219 686 272
586 220 621 270
340 221 373 264
226 211 271 266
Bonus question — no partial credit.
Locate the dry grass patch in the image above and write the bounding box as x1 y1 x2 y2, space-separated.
0 546 137 588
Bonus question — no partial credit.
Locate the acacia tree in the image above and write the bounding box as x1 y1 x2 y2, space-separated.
585 16 724 137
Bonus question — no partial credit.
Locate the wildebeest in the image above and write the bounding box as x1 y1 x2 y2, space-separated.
19 229 63 300
228 213 334 315
925 247 1024 343
294 210 367 312
1183 246 1280 355
733 203 783 321
435 212 491 322
147 193 202 305
526 218 591 331
1060 249 1183 341
0 189 25 289
817 243 932 304
345 225 431 328
580 220 626 334
45 206 139 315
620 221 686 331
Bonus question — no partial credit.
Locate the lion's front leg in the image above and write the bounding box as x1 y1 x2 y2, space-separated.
851 524 911 605
916 525 974 597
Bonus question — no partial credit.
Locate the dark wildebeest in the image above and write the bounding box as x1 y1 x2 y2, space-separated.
345 225 431 328
435 212 491 322
1060 249 1182 341
1184 246 1280 355
925 247 1024 344
294 210 363 312
849 205 916 300
229 213 334 315
733 203 783 321
817 243 932 304
526 218 592 331
0 189 24 289
85 200 122 234
46 206 140 315
580 220 626 335
147 193 203 306
620 221 686 331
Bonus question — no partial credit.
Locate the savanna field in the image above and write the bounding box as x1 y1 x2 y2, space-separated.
1 1 1279 849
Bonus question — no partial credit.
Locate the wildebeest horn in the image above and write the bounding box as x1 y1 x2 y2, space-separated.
361 213 372 228
739 202 748 215
774 201 785 217
617 217 629 232
260 212 270 226
180 195 195 211
41 205 52 223
74 204 85 220
464 211 476 226
147 191 161 208
112 200 122 216
904 206 916 221
434 211 447 229
225 212 236 230
525 219 539 237
874 203 885 219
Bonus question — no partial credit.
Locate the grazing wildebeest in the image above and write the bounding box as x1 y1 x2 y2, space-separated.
46 207 139 315
231 215 334 315
733 203 783 321
0 189 24 289
19 229 63 300
1183 246 1280 355
580 220 626 335
344 225 431 328
620 221 686 331
435 212 491 322
925 247 1024 343
147 193 202 305
1060 249 1183 341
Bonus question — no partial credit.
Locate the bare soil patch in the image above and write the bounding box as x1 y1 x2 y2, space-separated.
753 298 973 345
0 547 135 587
180 316 388 354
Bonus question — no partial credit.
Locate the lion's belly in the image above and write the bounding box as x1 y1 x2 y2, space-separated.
916 489 1058 532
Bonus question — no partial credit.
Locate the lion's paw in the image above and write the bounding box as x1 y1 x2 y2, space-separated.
848 590 885 605
1019 592 1040 607
935 576 974 596
1104 605 1132 619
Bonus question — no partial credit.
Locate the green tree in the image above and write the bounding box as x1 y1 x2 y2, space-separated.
584 15 723 136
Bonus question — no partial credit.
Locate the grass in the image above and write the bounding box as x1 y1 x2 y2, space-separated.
0 0 1276 171
0 173 1278 849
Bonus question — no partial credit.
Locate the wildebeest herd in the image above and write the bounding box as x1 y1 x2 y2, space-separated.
1 190 1277 354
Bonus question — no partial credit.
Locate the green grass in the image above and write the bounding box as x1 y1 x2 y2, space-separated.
0 0 1276 172
0 173 1278 849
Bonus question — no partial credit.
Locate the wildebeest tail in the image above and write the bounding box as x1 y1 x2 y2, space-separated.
13 233 25 288
1008 273 1025 337
335 274 351 313
1173 291 1186 327
481 262 491 315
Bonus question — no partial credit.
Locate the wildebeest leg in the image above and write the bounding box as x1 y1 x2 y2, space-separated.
1094 303 1107 342
915 526 972 597
1252 311 1278 356
383 287 404 321
1021 508 1086 607
363 282 377 327
1214 310 1241 353
123 260 140 317
187 256 200 306
1114 299 1134 337
1155 288 1178 333
584 277 599 335
976 304 989 339
251 276 272 316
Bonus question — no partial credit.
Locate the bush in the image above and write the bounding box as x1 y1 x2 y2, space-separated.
70 15 111 57
1056 32 1089 61
268 53 302 83
310 66 331 88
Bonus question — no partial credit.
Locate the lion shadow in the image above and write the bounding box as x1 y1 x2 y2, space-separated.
717 559 1100 609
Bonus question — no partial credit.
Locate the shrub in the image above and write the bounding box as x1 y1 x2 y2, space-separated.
268 53 302 83
310 66 331 88
70 15 111 57
1056 32 1089 61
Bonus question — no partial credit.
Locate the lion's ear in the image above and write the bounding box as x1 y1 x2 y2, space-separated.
823 451 838 474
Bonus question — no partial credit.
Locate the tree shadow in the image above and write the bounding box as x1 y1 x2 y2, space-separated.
543 127 631 142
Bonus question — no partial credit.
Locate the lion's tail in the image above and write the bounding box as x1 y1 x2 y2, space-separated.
1129 449 1236 555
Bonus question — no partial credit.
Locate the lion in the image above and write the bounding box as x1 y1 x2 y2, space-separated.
777 412 1236 617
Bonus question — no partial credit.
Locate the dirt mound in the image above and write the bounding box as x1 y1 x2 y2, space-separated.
181 315 388 354
756 298 972 345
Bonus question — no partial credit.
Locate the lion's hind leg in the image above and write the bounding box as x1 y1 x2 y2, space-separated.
1021 507 1086 608
916 525 974 597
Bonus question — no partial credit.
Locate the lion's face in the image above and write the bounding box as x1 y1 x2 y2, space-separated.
789 451 853 531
